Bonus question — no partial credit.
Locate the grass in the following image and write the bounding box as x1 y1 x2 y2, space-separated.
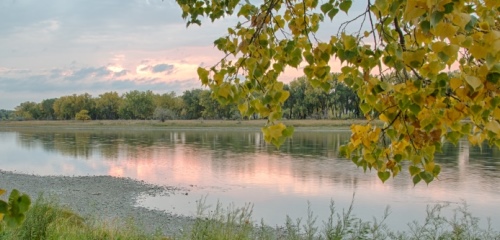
2 195 498 239
180 196 500 240
0 196 166 240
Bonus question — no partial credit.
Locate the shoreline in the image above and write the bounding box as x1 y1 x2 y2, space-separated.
0 119 370 130
0 170 194 237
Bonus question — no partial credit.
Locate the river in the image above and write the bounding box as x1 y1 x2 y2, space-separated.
0 127 499 230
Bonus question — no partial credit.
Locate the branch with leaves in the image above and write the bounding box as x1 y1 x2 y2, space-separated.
177 0 500 184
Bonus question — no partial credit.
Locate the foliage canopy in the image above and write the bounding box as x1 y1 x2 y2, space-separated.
176 0 500 183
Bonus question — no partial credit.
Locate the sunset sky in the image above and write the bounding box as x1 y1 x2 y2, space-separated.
0 0 366 110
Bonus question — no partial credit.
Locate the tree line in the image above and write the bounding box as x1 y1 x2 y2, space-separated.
4 76 360 121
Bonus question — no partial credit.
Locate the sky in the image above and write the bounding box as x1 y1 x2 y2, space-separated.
0 0 367 110
0 0 230 109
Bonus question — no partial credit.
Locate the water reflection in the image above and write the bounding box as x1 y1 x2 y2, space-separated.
1 128 499 228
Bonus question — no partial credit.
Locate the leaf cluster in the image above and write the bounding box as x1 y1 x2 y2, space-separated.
178 0 500 183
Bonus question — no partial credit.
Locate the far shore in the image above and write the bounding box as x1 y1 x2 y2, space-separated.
0 119 375 131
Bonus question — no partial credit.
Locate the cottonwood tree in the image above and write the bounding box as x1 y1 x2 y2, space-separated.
176 0 500 183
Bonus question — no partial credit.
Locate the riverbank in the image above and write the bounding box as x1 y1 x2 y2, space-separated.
0 119 371 131
0 170 193 237
2 170 499 239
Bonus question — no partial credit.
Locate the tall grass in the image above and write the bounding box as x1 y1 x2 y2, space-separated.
1 195 498 239
0 196 165 240
182 196 500 240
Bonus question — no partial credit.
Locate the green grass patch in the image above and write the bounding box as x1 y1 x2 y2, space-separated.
0 196 166 240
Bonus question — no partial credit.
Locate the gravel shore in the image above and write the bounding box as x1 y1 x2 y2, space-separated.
0 170 194 237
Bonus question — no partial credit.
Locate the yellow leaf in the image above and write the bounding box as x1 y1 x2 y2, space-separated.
485 120 500 135
443 44 459 58
218 84 231 98
0 189 5 196
404 0 426 21
464 75 483 90
469 44 487 59
279 90 290 103
434 22 459 40
451 13 471 29
431 41 447 52
450 77 462 90
238 103 248 114
379 113 389 123
494 108 500 121
444 108 462 124
424 161 435 172
402 49 426 67
263 123 286 141
485 0 500 8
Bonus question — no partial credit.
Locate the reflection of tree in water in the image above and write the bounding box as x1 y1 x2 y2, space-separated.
11 129 500 193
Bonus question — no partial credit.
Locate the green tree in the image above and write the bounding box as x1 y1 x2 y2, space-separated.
75 110 91 121
40 98 57 120
181 89 205 119
199 90 239 119
53 96 74 120
153 107 176 122
119 90 155 120
95 92 122 120
177 0 500 183
53 94 95 120
14 102 41 120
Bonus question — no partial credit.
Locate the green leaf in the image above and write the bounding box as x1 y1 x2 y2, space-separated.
339 0 352 13
409 104 421 115
378 171 391 182
487 72 500 84
420 20 431 33
419 171 434 184
327 8 339 20
197 67 210 85
0 200 7 213
360 103 371 114
394 154 403 162
409 166 420 176
412 174 422 185
17 195 31 213
465 76 482 90
320 3 333 14
430 11 444 27
282 126 295 137
433 165 441 176
443 2 454 14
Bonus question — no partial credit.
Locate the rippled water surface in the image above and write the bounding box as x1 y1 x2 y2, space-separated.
1 128 499 229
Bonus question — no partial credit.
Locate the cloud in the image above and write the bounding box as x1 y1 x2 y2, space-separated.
66 67 112 81
152 64 174 73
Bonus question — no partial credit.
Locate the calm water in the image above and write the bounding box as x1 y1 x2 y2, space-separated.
1 127 499 229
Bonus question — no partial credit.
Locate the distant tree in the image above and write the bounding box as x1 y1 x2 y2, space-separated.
95 92 122 120
0 109 14 120
14 101 41 120
40 98 57 120
199 90 238 119
153 107 176 122
119 90 155 119
181 89 205 119
75 110 91 121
